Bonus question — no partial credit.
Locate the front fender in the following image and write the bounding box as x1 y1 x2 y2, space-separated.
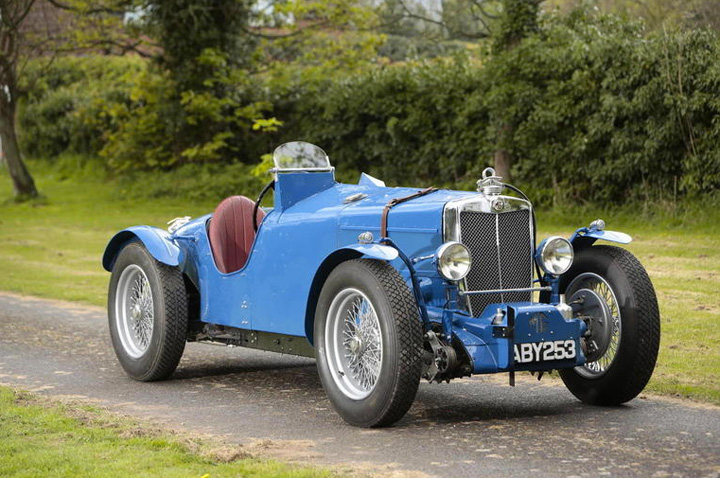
304 243 400 344
570 228 632 248
102 226 183 271
341 243 399 261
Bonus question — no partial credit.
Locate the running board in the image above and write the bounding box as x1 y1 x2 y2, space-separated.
189 324 315 358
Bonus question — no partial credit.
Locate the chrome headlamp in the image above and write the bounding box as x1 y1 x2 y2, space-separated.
535 236 574 276
436 242 472 281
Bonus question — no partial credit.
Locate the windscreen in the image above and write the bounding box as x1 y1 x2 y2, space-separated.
272 141 331 171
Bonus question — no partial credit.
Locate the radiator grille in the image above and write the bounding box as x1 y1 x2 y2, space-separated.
459 209 533 316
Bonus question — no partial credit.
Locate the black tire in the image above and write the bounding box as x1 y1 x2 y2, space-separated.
558 245 660 405
314 259 423 427
108 241 188 381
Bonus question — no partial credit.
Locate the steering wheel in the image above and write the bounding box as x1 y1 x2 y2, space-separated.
253 180 275 232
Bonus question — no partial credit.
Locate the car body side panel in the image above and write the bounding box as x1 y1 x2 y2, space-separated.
184 179 472 337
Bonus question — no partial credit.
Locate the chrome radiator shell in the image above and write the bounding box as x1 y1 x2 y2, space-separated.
443 195 534 316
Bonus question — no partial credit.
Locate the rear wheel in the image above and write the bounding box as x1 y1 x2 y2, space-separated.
108 241 188 381
559 245 660 405
315 259 423 427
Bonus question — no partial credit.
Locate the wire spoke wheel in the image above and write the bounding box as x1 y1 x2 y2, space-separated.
115 265 155 358
558 245 660 405
315 259 423 427
327 288 383 400
566 272 621 378
108 242 188 382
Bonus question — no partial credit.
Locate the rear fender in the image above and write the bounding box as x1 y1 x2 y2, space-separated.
102 226 183 271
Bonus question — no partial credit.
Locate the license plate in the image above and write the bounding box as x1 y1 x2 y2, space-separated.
514 340 577 364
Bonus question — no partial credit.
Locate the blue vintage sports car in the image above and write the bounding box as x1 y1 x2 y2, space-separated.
103 141 660 427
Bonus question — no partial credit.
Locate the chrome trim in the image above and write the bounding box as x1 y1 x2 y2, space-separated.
494 214 504 302
443 193 535 314
167 216 192 234
344 192 368 203
459 286 551 296
270 166 335 174
589 218 606 231
477 167 505 196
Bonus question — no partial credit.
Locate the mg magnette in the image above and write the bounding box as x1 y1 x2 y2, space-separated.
103 142 660 427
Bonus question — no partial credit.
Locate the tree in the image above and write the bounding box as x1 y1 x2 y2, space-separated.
0 0 40 199
491 0 542 181
376 0 542 182
1 0 137 200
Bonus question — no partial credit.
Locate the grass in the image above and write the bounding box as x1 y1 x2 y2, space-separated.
0 386 331 478
0 161 718 406
0 164 218 305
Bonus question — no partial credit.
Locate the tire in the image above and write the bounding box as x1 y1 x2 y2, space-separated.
108 241 188 381
558 245 660 405
314 259 423 427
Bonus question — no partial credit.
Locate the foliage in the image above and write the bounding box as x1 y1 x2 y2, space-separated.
493 0 541 51
18 55 144 161
15 7 720 203
275 8 720 203
547 0 720 32
277 55 488 188
99 54 273 170
485 10 720 202
98 0 274 169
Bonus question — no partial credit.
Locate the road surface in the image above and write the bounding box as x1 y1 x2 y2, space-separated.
0 292 718 477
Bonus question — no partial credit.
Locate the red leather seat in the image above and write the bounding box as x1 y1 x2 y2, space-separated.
208 196 265 274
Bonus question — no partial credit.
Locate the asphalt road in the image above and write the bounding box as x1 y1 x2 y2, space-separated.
0 292 718 478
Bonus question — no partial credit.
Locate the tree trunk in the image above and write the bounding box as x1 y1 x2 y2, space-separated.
494 146 513 182
491 0 542 185
0 93 38 199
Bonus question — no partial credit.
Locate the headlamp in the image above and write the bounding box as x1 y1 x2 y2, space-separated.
436 242 472 281
535 236 574 276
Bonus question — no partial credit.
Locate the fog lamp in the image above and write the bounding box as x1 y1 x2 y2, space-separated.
436 242 472 281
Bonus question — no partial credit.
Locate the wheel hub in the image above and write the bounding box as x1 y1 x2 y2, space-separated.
348 336 363 355
569 287 613 362
131 304 142 321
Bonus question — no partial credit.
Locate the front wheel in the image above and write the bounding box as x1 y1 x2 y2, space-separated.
315 259 423 427
559 245 660 405
108 241 189 381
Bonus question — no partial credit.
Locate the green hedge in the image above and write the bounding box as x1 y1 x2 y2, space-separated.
281 11 720 203
18 9 720 204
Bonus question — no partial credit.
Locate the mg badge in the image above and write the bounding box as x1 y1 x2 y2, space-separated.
528 313 548 334
492 198 505 211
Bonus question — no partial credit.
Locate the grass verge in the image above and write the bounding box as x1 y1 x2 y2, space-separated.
0 161 718 405
0 386 332 478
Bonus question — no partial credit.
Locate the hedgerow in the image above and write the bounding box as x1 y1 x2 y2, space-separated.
17 8 720 204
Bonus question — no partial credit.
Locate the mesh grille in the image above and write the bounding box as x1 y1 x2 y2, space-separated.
459 209 533 316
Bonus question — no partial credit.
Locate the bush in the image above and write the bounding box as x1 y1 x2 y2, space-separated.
485 10 720 203
16 8 720 204
18 56 144 160
273 10 720 203
277 55 490 189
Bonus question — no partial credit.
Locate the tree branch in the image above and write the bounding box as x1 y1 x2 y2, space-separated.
44 0 128 16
